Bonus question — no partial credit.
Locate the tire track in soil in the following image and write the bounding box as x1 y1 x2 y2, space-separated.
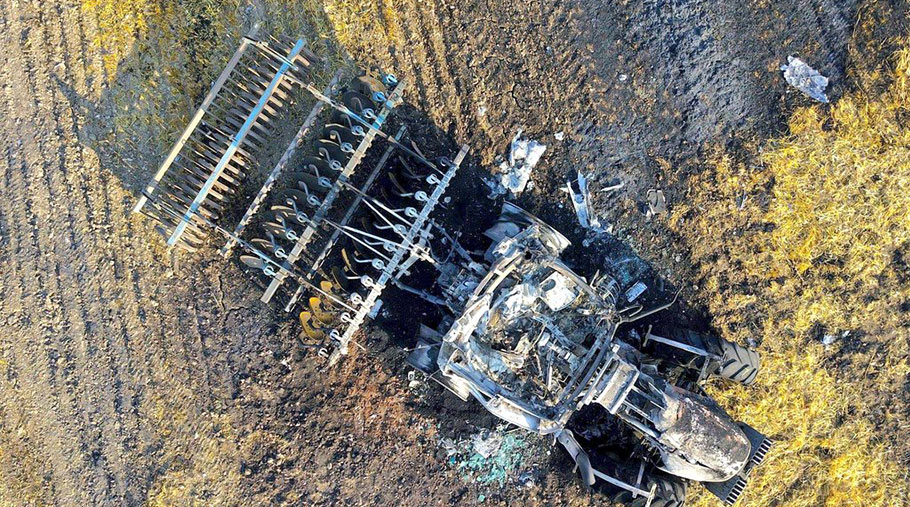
76 4 190 481
31 5 127 500
0 0 181 502
36 4 128 500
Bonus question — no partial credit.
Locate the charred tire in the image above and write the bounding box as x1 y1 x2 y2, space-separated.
716 337 760 385
612 475 686 507
648 476 687 507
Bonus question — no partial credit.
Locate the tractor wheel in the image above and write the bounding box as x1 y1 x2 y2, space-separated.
716 337 760 385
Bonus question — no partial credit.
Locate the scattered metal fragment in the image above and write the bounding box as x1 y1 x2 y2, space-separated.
781 56 829 103
646 188 667 217
625 281 647 302
567 172 613 239
488 130 546 197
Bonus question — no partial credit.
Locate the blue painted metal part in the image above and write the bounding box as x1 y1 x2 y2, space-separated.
167 38 306 247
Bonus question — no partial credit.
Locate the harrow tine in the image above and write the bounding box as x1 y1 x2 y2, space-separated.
155 224 202 251
276 189 307 210
262 219 299 243
341 90 378 114
396 154 424 180
243 63 296 97
185 137 249 178
218 84 283 127
340 247 361 275
342 246 385 273
270 205 309 227
350 75 389 97
330 265 359 293
206 100 273 142
301 156 335 176
319 279 339 296
251 236 288 259
172 159 239 191
316 140 350 167
289 171 332 194
195 125 256 162
220 83 284 118
252 55 307 86
318 134 355 155
169 176 227 209
273 195 311 224
321 124 361 146
161 183 221 220
280 187 323 209
240 254 279 277
329 109 354 129
386 171 411 195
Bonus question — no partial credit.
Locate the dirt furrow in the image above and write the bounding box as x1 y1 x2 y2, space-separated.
3 2 119 503
0 6 107 506
412 0 466 136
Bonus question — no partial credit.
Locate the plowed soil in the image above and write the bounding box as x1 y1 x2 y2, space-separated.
0 0 907 505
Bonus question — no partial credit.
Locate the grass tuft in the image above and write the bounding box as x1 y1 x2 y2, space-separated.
674 40 910 507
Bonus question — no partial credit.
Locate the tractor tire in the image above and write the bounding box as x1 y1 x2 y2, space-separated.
612 474 687 507
716 337 760 385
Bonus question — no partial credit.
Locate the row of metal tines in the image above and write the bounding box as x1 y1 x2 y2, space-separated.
297 144 446 346
237 82 446 346
143 35 319 250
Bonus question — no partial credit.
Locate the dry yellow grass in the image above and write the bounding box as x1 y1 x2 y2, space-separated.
675 41 910 507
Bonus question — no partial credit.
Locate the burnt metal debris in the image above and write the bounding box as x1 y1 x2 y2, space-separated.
134 30 770 506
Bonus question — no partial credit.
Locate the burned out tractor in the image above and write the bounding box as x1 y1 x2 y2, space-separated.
133 29 770 506
407 203 770 505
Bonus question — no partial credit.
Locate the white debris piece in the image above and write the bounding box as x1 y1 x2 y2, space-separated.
646 189 667 217
539 272 579 311
495 282 539 323
567 172 613 238
625 281 647 302
781 56 829 103
488 130 546 197
471 431 504 459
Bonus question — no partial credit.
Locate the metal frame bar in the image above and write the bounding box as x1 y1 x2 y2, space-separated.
167 38 307 246
146 190 356 312
642 327 719 359
260 78 408 303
